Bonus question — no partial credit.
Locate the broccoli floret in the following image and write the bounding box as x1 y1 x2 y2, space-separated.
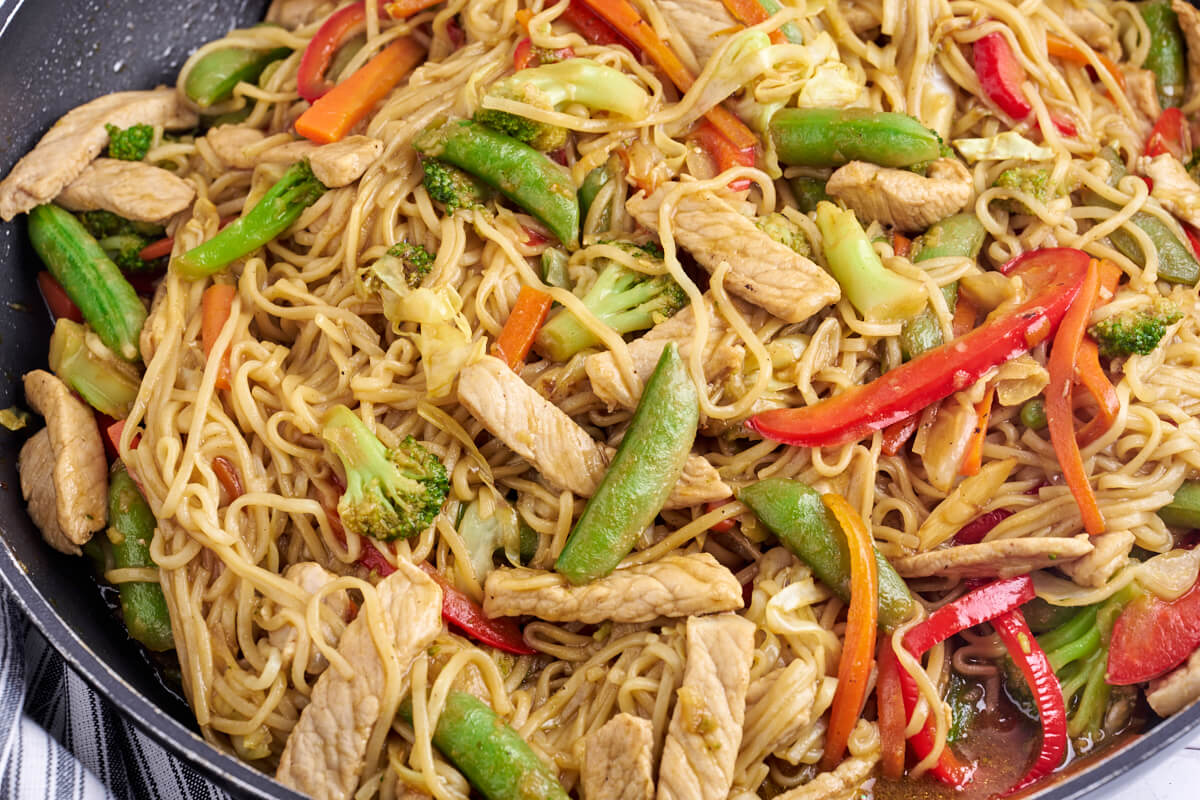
757 212 810 258
534 247 688 362
320 405 449 541
105 123 154 161
363 241 435 293
78 210 131 239
98 233 163 272
474 59 649 152
1001 586 1140 753
1087 298 1182 357
992 167 1057 214
78 211 166 272
421 158 492 214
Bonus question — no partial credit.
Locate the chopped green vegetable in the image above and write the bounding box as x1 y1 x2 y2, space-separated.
27 204 146 361
364 241 436 291
556 343 698 584
458 497 522 581
788 176 830 214
474 59 649 151
319 404 449 541
1141 0 1187 108
107 461 175 651
757 212 810 257
770 108 944 168
541 247 571 289
815 201 927 323
1087 298 1182 357
992 167 1058 214
1158 479 1200 529
1020 396 1048 429
534 244 687 361
579 155 621 235
48 318 141 419
184 46 291 108
77 210 164 241
421 157 493 213
105 123 154 162
175 160 326 279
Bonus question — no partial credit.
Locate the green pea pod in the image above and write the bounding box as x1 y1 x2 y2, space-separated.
185 46 291 108
1159 479 1200 528
415 118 580 248
770 108 944 169
900 213 985 360
579 156 618 235
27 204 146 361
555 343 698 584
1095 148 1199 285
1141 0 1187 109
399 691 569 800
108 462 174 652
738 478 916 631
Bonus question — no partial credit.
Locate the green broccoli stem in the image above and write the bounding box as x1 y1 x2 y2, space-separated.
414 119 579 248
184 46 291 108
1158 479 1200 528
770 108 944 168
48 318 141 419
175 161 326 279
815 201 927 323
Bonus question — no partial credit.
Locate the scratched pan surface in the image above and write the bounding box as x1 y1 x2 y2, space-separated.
0 2 1196 799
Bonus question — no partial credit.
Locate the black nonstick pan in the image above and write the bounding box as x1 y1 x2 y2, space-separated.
0 1 1196 799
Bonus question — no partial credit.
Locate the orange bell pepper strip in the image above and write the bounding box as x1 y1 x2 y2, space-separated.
951 293 978 338
383 0 445 18
1045 33 1126 92
295 37 425 145
491 286 553 370
201 284 237 391
690 119 755 191
820 494 879 771
1074 260 1123 447
1045 258 1105 535
960 384 996 477
876 638 907 780
720 0 786 44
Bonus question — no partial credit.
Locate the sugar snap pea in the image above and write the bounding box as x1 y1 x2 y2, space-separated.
900 213 986 360
739 478 916 631
185 46 291 108
107 462 174 652
770 108 944 169
555 343 698 584
399 691 568 800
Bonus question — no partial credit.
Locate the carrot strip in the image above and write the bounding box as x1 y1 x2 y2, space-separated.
491 286 553 370
1046 259 1105 535
1074 260 1122 447
138 236 174 261
295 38 425 144
383 0 444 18
561 0 632 47
691 119 755 191
201 284 237 391
1045 33 1126 92
820 493 879 771
951 293 978 338
876 638 907 780
960 384 996 477
892 232 912 259
720 0 786 43
881 413 920 456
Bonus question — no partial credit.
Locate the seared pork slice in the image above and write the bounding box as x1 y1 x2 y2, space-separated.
657 614 755 800
1148 647 1200 716
267 562 351 674
458 356 730 508
20 371 107 552
656 0 737 66
585 298 744 411
627 188 840 323
583 713 655 800
276 561 441 800
483 553 743 623
826 158 972 231
1173 0 1200 108
57 159 195 223
0 89 197 221
892 534 1094 579
773 721 879 800
308 136 383 187
1141 153 1200 229
19 430 81 556
1059 531 1134 588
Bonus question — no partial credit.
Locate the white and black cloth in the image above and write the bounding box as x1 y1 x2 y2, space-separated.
0 590 230 800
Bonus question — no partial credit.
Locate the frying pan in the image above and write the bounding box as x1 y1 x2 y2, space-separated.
0 1 1196 798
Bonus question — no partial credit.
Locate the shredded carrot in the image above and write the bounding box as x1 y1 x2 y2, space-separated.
138 236 174 261
876 638 907 780
491 286 553 370
881 413 920 456
1046 258 1105 535
579 0 759 156
1074 260 1123 447
1045 33 1126 92
820 493 879 772
295 38 424 144
960 384 996 476
212 455 244 501
720 0 786 43
951 293 978 338
201 284 237 391
892 232 912 259
383 0 444 18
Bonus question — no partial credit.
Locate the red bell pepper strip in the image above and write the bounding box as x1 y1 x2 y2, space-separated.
691 119 755 191
491 285 553 370
953 508 1013 545
974 32 1076 136
137 236 175 262
881 413 920 456
512 37 575 71
992 608 1068 795
747 248 1090 448
1185 223 1200 261
561 0 633 48
1145 107 1188 159
706 498 737 533
104 417 141 455
295 37 425 144
37 271 83 323
876 639 907 780
297 2 381 103
895 576 1036 787
1108 571 1200 684
1045 258 1105 535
